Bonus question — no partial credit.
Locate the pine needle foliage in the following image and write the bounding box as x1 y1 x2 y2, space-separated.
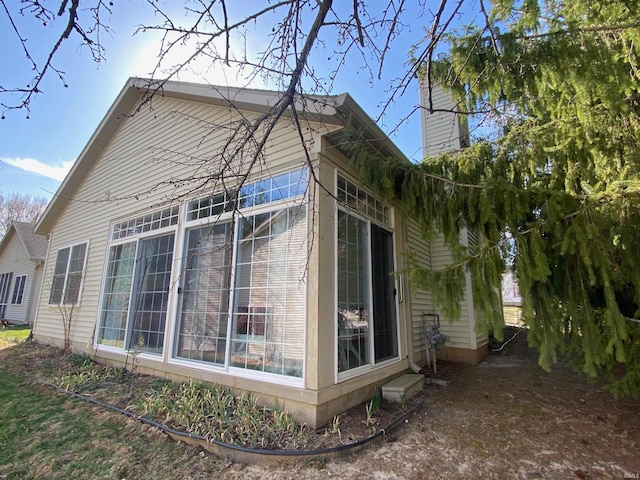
353 0 640 397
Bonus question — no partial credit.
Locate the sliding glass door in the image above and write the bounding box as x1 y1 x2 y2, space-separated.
337 213 398 373
371 224 398 363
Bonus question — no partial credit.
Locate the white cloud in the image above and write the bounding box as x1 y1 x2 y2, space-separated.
2 157 74 182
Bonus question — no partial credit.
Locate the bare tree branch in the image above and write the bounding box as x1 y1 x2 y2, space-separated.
0 0 112 116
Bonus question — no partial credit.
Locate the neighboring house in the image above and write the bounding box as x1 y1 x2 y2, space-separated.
501 270 522 307
0 221 48 325
32 78 486 427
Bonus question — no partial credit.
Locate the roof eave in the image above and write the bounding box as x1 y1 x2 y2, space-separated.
326 93 410 165
131 78 348 124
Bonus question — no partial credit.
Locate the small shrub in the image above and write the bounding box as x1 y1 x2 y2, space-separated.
69 353 92 367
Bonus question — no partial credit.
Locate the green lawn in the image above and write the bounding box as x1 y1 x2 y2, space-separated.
0 342 226 479
0 326 31 348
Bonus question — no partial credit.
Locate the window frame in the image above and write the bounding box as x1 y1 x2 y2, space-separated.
95 167 309 386
0 272 13 317
169 167 309 384
172 219 234 366
226 202 308 382
11 275 27 305
335 171 400 382
48 241 89 306
96 211 178 355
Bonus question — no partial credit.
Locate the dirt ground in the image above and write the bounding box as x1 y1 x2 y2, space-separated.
234 327 640 479
6 329 640 479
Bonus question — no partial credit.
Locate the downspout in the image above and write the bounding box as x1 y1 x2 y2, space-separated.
31 233 52 335
408 321 422 373
402 221 422 374
24 261 41 326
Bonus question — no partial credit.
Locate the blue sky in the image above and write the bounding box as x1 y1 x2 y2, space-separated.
0 2 437 200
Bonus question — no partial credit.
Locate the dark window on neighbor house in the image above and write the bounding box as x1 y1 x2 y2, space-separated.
11 275 27 305
49 242 88 305
0 272 13 317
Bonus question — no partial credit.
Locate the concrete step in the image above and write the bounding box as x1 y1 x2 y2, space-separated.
381 373 425 402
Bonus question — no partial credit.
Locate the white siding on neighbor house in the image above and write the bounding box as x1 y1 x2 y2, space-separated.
429 231 477 349
419 83 470 158
0 232 38 324
406 221 480 354
34 95 331 353
405 219 432 364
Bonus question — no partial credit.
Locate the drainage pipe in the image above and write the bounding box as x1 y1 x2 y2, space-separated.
490 327 522 352
43 382 423 465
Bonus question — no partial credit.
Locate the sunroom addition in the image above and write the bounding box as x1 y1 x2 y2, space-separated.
96 167 309 380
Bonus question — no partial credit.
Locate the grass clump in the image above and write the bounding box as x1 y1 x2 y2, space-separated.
135 380 308 450
53 362 125 391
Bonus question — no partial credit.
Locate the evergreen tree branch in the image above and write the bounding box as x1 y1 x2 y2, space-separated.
523 21 640 40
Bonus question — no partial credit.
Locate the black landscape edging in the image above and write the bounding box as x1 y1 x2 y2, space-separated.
44 382 424 465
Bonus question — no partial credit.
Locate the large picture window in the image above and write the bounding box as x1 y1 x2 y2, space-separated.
49 243 88 305
97 242 136 348
230 205 307 377
97 167 308 380
336 175 398 374
174 223 232 365
97 234 175 353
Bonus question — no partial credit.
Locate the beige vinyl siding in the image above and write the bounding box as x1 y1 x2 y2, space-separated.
419 83 469 158
417 83 486 353
405 221 482 355
429 231 477 349
461 227 488 349
34 95 330 352
0 233 36 324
